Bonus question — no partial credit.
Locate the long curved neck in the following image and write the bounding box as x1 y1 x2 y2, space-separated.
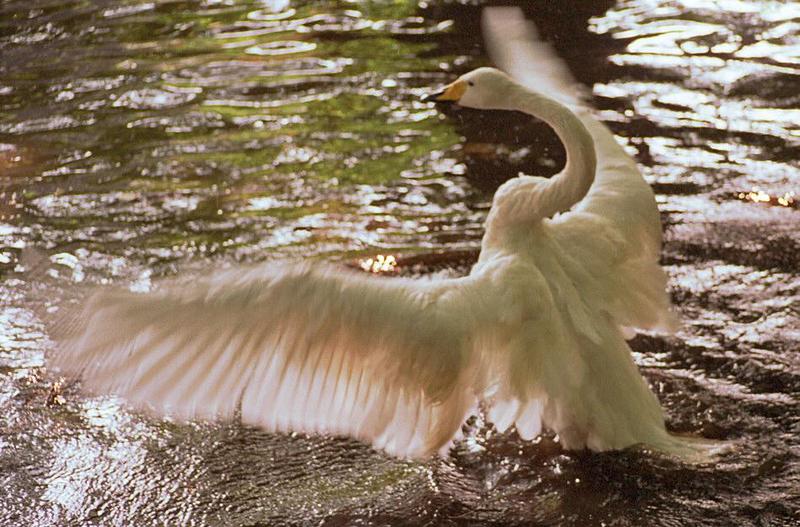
507 86 597 219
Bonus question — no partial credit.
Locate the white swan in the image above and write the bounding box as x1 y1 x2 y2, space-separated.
51 11 711 460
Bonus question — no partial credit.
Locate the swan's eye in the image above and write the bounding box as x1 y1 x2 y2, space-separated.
467 81 475 87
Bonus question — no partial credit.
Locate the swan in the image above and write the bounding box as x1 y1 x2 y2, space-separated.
50 11 716 461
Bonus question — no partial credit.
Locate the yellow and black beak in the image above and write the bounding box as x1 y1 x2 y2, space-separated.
423 79 467 103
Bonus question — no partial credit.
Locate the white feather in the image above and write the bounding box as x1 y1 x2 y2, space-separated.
483 6 678 334
51 8 720 461
56 263 491 458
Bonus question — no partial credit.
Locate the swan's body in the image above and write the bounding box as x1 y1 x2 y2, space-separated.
52 9 704 459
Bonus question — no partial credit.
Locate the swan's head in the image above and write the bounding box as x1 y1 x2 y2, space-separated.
426 67 518 110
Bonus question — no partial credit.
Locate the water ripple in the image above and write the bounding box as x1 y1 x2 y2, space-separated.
2 0 799 525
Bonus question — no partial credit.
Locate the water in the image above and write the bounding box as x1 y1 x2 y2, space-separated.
1 0 799 525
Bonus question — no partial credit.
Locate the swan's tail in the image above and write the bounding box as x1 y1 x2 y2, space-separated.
646 434 735 464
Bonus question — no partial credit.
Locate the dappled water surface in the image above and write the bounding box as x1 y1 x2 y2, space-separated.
1 0 799 525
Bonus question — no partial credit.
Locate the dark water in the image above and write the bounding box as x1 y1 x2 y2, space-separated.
1 0 799 525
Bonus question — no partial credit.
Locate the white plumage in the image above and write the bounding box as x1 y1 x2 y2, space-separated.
52 8 715 460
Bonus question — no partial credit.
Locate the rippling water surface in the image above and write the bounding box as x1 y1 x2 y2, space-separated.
1 1 799 525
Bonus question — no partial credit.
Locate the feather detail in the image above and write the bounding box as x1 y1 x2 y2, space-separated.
54 262 484 458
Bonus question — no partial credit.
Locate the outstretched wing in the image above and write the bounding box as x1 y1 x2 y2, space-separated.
53 262 485 458
482 7 589 108
483 7 678 333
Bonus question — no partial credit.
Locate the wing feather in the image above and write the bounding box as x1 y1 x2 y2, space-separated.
482 7 588 107
53 261 484 458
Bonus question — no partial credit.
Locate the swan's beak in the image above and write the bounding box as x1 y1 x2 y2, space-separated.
423 79 467 103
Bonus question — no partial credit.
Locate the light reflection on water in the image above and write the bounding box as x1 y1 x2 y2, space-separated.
1 0 800 525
